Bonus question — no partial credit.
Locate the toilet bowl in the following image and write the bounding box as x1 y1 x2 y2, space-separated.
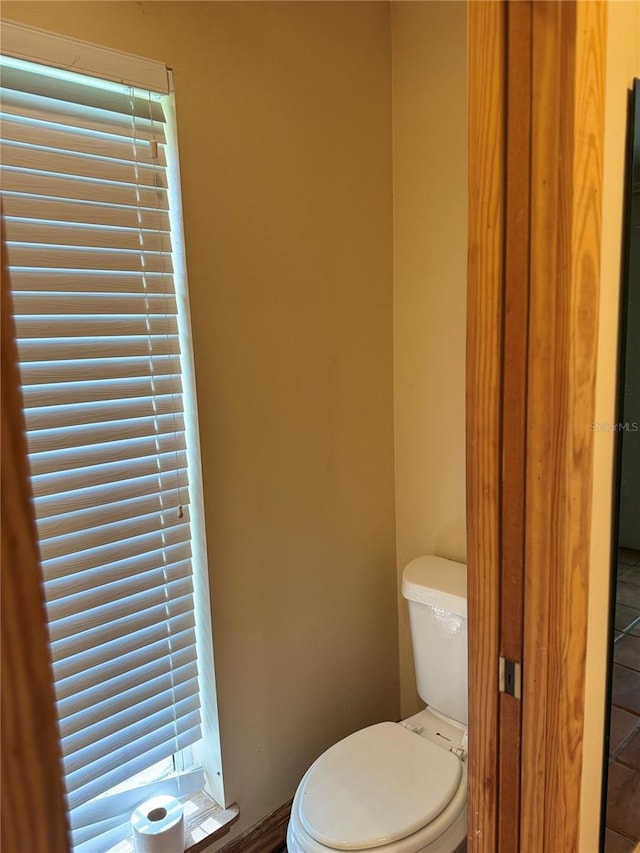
286 709 467 853
287 556 469 853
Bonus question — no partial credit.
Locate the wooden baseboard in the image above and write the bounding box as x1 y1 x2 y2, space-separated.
216 799 292 853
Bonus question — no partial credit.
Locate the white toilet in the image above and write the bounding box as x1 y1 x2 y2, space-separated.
287 555 468 853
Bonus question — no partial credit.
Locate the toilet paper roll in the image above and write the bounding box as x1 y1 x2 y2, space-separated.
131 795 185 853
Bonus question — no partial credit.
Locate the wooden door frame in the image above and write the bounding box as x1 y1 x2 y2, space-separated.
466 2 506 849
467 1 608 851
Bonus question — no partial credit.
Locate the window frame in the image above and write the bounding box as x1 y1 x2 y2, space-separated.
0 16 227 845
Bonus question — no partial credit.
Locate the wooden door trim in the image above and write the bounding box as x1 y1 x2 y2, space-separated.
499 3 533 850
521 2 607 850
466 2 506 849
518 1 566 843
467 2 607 850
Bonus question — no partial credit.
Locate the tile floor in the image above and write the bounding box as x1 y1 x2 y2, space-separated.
605 548 640 852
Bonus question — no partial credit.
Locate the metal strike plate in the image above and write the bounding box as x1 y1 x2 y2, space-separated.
499 656 522 699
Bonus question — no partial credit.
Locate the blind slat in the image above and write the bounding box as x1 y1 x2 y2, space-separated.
21 354 182 386
43 533 191 587
55 604 194 684
17 314 177 339
0 87 167 141
1 141 167 187
60 652 198 737
40 503 190 562
1 65 165 120
56 637 197 715
32 449 188 499
31 430 186 477
37 487 189 540
34 467 188 520
27 412 185 454
23 374 182 412
1 115 167 165
54 612 194 684
2 196 171 231
8 245 173 273
14 292 177 316
67 721 201 811
1 169 169 208
45 547 192 614
65 693 200 773
44 541 191 592
53 604 195 684
18 337 180 364
5 219 171 252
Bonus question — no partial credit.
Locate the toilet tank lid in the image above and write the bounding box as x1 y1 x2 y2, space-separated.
402 556 467 617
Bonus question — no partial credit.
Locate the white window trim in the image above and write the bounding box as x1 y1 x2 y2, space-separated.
162 90 226 810
1 19 170 94
1 15 226 814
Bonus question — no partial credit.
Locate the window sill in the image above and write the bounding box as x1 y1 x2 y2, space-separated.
116 791 240 853
183 791 240 852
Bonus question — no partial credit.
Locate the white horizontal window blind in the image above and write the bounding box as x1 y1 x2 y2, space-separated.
1 51 206 852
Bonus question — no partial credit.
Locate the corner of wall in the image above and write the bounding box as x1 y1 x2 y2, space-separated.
390 0 468 719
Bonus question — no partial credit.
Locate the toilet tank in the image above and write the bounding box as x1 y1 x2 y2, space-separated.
402 556 467 726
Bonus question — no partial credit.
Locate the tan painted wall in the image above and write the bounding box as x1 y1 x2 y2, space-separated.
1 1 399 843
581 1 640 847
390 0 468 717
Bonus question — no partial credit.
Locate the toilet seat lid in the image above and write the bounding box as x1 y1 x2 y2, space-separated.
298 722 462 850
